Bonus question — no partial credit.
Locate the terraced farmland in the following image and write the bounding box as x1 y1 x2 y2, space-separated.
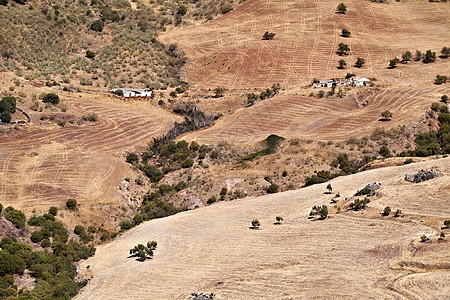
0 94 181 225
77 157 450 299
182 85 450 145
161 0 450 89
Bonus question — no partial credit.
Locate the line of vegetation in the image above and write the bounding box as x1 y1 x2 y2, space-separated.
245 83 280 107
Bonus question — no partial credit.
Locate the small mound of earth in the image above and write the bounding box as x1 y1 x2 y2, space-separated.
189 292 215 300
405 169 440 183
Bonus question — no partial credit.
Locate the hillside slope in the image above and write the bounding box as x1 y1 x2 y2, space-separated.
161 0 450 89
182 85 449 145
77 157 450 299
0 93 181 228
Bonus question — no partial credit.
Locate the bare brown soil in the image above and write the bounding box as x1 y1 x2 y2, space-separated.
0 92 181 228
161 0 450 89
183 85 450 145
77 157 450 299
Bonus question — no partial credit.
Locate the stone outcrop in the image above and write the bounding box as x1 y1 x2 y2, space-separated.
405 170 440 183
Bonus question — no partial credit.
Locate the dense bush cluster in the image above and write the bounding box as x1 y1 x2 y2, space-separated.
0 96 16 123
400 104 450 156
0 205 96 298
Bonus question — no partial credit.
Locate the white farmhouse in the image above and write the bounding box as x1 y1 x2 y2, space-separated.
353 77 372 87
109 88 153 97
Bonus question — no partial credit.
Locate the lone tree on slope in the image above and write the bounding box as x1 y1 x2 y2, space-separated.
336 3 347 14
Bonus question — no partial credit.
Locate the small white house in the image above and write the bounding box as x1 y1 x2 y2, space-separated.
110 88 152 98
353 78 372 87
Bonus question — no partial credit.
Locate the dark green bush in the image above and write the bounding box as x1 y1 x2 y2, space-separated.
379 145 391 158
207 196 217 204
126 152 139 164
49 206 57 216
90 19 104 32
66 198 77 210
5 208 26 228
120 220 132 231
42 93 59 105
85 50 96 59
267 183 279 194
74 225 85 236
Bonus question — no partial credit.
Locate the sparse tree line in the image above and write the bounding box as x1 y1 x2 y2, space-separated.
245 83 281 107
334 6 367 70
388 47 449 70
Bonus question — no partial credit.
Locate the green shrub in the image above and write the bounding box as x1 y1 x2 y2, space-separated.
129 241 157 261
422 50 436 63
207 196 217 204
66 198 77 210
267 183 279 194
382 206 391 216
309 205 328 219
74 225 85 236
120 220 132 231
379 145 391 158
141 165 162 182
336 2 347 14
349 198 370 210
40 239 51 248
42 93 59 105
5 207 26 228
48 206 57 216
251 219 260 228
85 50 96 59
435 75 448 85
126 152 139 164
341 29 350 37
0 111 11 123
90 19 104 32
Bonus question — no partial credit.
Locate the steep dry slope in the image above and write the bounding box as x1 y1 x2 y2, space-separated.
77 157 450 299
161 0 450 89
0 94 181 226
182 85 449 145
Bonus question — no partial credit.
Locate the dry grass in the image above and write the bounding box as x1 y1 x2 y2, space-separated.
77 157 450 299
161 0 450 89
182 85 450 146
0 93 181 229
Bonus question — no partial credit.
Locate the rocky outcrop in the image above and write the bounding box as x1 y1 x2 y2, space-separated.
189 292 215 300
405 170 440 183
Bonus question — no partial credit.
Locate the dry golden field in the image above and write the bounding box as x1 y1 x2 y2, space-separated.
0 92 181 227
77 157 450 299
182 85 450 145
161 0 450 89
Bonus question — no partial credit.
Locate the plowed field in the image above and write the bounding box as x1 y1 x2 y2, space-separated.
0 94 181 225
182 85 450 145
77 157 450 299
161 0 450 89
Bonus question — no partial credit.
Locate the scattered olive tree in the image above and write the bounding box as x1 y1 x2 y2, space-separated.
129 241 157 261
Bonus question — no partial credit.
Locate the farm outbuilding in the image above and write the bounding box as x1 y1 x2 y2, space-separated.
109 88 153 98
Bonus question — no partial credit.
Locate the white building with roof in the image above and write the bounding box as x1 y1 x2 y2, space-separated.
109 88 152 97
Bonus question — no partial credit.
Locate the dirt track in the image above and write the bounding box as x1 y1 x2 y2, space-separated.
77 157 450 299
0 94 181 225
182 85 449 145
161 0 450 89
